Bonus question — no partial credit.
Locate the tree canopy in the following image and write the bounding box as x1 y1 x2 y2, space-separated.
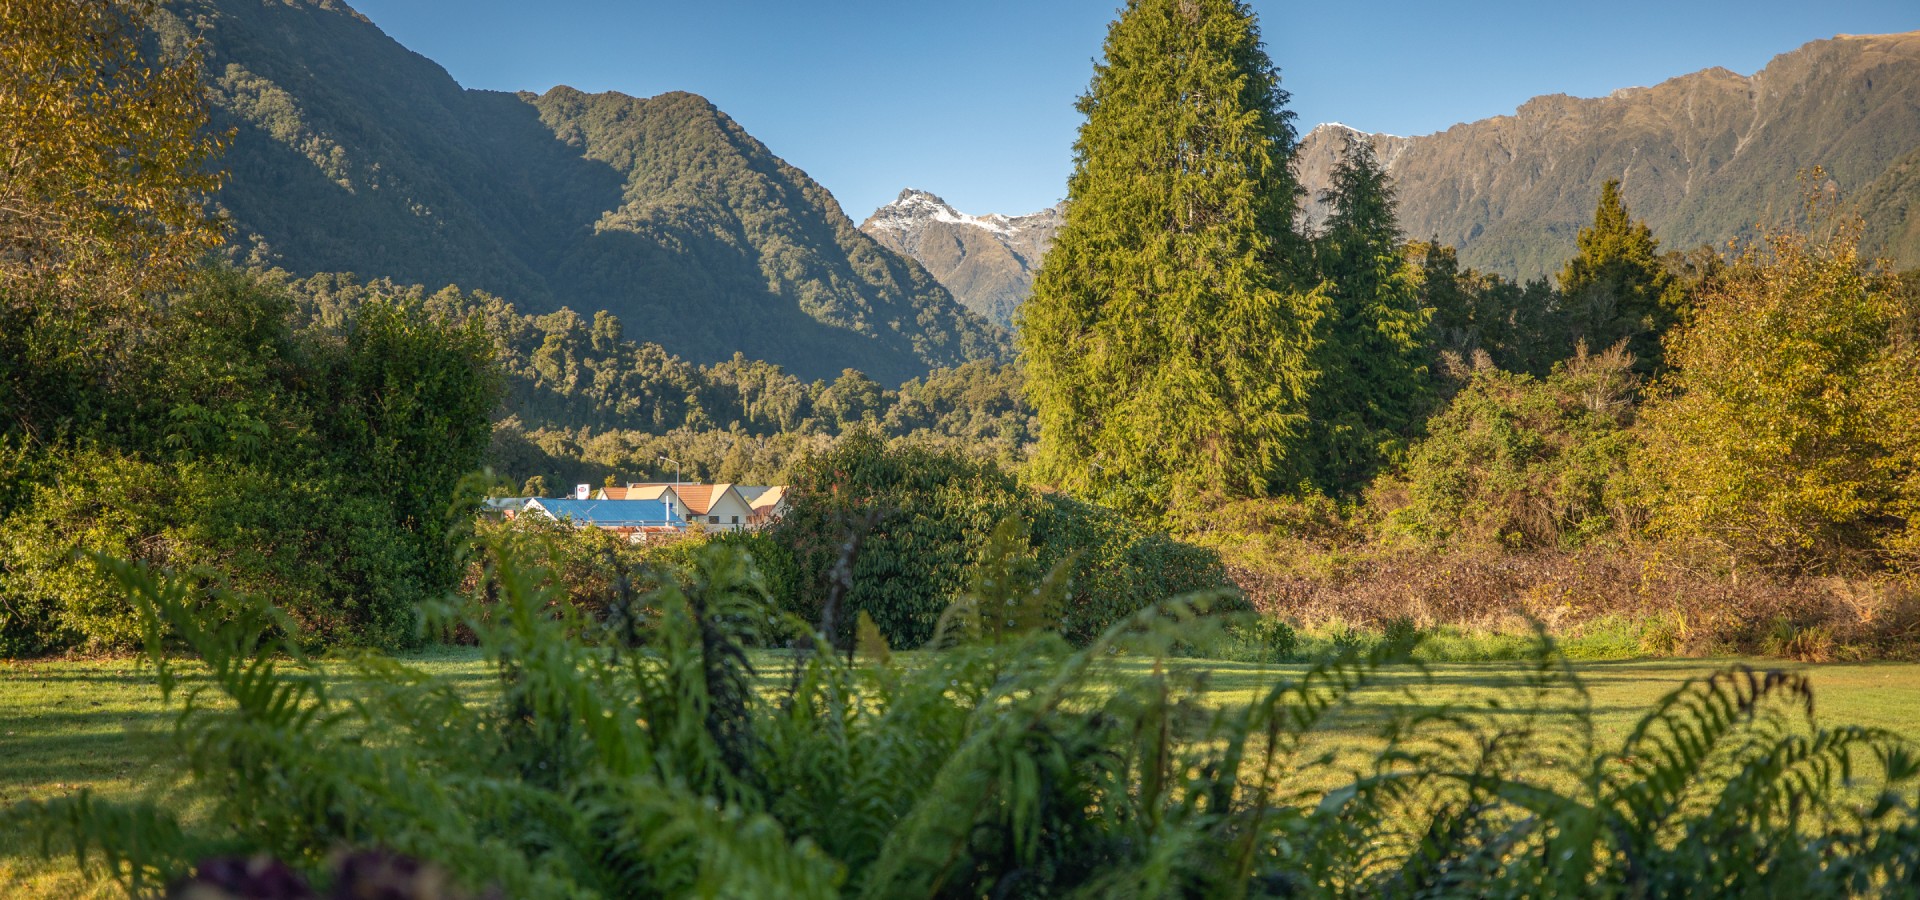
1558 179 1685 371
0 0 227 301
1021 0 1324 510
1636 193 1920 571
1307 135 1434 491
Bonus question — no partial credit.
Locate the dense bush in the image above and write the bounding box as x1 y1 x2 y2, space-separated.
1033 492 1239 644
464 513 793 629
769 431 1235 648
9 537 1919 897
1169 490 1369 579
0 450 428 654
1636 204 1920 573
1391 342 1640 550
0 268 499 653
1232 545 1920 661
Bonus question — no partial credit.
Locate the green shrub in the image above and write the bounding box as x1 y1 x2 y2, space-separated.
0 449 167 653
1391 343 1639 550
1032 492 1242 644
0 448 432 652
769 431 1027 646
1635 207 1920 573
0 268 500 654
1223 616 1300 663
1320 620 1372 658
1381 616 1424 657
769 431 1236 648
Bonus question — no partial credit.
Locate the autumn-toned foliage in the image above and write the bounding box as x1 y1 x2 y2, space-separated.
1636 185 1920 572
0 0 227 300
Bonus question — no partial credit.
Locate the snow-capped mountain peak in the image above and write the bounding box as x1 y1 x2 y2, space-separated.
866 189 1016 236
859 188 1066 328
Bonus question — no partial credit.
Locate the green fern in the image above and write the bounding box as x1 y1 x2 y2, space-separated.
5 527 1918 898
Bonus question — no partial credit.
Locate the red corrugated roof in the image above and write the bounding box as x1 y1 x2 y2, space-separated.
665 484 715 515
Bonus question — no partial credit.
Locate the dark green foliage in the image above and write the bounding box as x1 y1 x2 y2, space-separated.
282 274 1035 490
1022 0 1325 506
769 432 1233 648
0 267 499 652
9 538 1918 897
1411 240 1565 378
880 358 1038 470
1308 136 1434 491
1393 343 1640 550
1557 180 1687 372
320 296 500 594
1032 493 1241 645
770 432 1028 648
0 450 427 654
813 369 886 430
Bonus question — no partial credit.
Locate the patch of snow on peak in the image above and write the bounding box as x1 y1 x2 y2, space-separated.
867 189 1013 236
1308 121 1406 140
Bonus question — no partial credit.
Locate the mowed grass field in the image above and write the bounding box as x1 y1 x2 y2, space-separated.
6 648 1920 896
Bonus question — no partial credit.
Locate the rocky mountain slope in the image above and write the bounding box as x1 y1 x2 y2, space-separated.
859 191 1062 327
1295 32 1920 280
155 0 1002 384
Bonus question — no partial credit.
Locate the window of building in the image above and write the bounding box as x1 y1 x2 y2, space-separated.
731 515 739 524
708 515 719 525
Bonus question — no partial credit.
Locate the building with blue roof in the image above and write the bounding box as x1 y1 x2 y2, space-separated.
523 498 686 539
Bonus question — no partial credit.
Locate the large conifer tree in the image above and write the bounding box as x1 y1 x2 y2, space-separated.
1307 135 1433 491
1558 179 1684 371
1019 0 1323 508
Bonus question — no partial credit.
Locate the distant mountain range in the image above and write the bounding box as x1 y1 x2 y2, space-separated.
874 31 1920 321
859 191 1062 327
160 0 1917 365
158 0 1002 384
1295 32 1920 280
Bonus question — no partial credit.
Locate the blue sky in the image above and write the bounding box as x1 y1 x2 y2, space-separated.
350 0 1916 221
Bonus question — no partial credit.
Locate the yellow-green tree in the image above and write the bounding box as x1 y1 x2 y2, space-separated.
0 0 226 300
1636 191 1920 571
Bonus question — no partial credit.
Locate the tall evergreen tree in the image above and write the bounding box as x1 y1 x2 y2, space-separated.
1558 179 1685 371
1019 0 1323 509
1412 239 1475 362
1307 136 1432 491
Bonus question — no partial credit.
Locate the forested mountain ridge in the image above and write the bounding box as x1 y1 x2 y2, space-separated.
155 0 1003 384
1295 32 1920 280
860 190 1063 327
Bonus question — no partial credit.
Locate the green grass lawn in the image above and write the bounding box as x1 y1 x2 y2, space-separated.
6 648 1920 897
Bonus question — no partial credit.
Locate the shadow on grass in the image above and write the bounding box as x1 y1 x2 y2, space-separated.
0 715 175 801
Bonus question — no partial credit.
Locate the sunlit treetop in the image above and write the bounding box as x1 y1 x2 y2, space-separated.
0 0 229 301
